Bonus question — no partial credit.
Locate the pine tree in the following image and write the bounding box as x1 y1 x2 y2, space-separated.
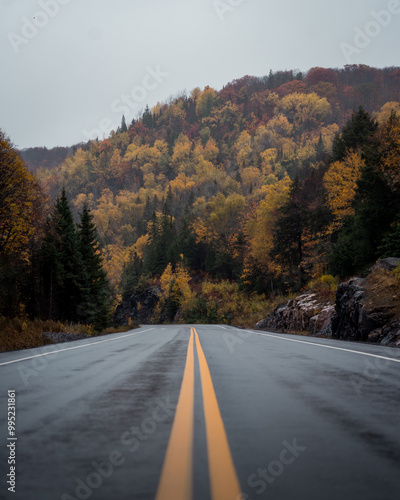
142 105 153 128
120 250 143 299
330 107 378 163
78 203 111 329
120 115 128 133
145 202 178 276
329 162 395 277
379 213 400 258
271 178 308 288
41 189 87 322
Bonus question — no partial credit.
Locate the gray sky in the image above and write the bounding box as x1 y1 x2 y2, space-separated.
1 0 399 149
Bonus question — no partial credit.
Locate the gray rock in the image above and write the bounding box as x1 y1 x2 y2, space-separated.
256 293 334 336
371 257 400 272
42 332 89 343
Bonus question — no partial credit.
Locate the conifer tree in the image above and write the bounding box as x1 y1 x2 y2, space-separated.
271 178 308 288
120 250 143 299
330 107 377 163
120 115 128 133
41 189 87 322
78 203 111 329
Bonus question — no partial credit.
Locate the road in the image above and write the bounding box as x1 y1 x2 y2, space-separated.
0 325 400 500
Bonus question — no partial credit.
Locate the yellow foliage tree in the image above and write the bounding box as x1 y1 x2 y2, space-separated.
277 92 331 129
374 102 400 123
324 150 365 231
0 131 44 261
235 131 252 169
171 134 193 174
246 175 292 272
196 86 218 118
193 192 246 253
378 112 400 191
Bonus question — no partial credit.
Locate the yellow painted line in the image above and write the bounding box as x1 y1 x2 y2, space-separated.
155 329 195 500
193 327 242 500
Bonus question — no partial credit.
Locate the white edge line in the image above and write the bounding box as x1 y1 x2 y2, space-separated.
0 328 155 367
247 331 400 364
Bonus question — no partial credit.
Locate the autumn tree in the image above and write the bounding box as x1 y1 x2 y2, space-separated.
0 130 47 316
328 113 398 277
0 130 43 260
277 92 331 132
324 150 365 232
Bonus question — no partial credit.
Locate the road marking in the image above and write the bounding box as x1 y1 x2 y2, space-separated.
193 327 242 500
251 331 400 364
0 328 155 367
156 329 195 500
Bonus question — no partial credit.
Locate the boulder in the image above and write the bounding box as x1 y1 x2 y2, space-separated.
370 257 400 273
256 292 334 336
332 275 398 342
331 278 368 341
310 304 335 336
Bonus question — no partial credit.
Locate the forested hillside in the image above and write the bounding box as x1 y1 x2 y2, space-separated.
2 64 400 330
19 145 81 175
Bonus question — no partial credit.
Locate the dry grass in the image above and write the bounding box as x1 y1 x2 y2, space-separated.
305 274 339 303
0 318 136 352
0 318 51 352
365 266 400 319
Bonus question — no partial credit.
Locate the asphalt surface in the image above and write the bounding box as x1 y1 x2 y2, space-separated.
0 325 399 500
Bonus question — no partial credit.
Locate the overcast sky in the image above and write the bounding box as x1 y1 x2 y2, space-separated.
1 0 399 149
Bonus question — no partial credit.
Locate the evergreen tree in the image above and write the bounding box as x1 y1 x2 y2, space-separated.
379 214 400 258
120 115 128 133
120 250 143 299
271 178 308 289
78 203 111 329
144 203 178 276
330 107 378 163
329 163 395 277
41 189 87 322
176 204 201 269
142 105 153 128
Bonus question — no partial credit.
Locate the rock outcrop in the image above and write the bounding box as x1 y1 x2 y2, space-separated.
256 292 334 337
256 258 400 346
331 278 370 341
114 287 160 325
331 259 400 345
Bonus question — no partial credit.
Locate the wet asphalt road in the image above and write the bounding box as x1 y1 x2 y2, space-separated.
0 325 400 500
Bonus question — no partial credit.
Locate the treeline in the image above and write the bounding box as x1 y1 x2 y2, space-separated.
0 131 111 329
2 65 400 327
118 107 400 297
33 65 400 299
19 145 82 174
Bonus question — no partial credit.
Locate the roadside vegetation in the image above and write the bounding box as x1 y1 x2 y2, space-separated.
0 318 133 352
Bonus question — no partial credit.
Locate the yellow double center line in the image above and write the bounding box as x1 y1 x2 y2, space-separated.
155 327 241 500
